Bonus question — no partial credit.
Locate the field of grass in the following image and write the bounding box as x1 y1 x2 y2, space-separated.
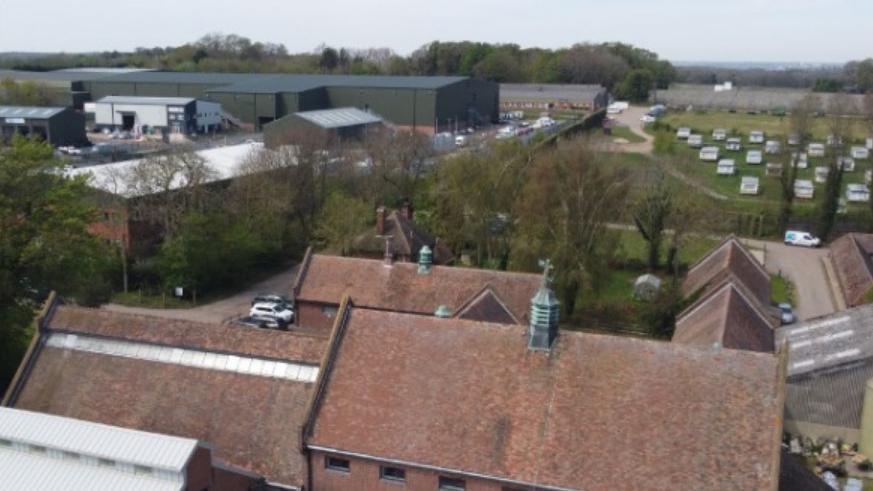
609 126 647 143
661 110 870 142
770 273 795 305
614 228 719 267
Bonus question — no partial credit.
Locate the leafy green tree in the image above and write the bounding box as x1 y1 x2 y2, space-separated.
616 69 654 102
0 135 114 392
510 140 630 317
314 192 371 256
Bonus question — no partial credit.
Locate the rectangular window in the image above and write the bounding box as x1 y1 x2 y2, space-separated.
439 476 466 491
380 466 406 482
325 455 350 473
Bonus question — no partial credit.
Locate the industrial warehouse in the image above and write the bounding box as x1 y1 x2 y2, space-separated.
1 69 499 133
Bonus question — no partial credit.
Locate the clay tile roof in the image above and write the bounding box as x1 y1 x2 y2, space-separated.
673 281 776 353
683 236 771 307
10 306 325 487
294 254 541 324
49 306 326 364
306 307 785 491
355 210 454 263
830 233 873 307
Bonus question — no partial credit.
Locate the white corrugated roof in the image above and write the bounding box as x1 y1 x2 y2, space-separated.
0 407 197 473
65 142 263 197
97 96 196 106
0 105 66 119
0 447 183 491
294 106 382 129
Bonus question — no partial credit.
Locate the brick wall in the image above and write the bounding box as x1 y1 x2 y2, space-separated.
184 446 213 491
297 301 339 332
310 450 507 491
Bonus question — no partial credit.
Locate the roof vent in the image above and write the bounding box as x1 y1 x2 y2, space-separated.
418 245 433 274
435 305 452 318
528 259 560 351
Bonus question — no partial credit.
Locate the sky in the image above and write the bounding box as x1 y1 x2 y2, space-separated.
2 0 871 63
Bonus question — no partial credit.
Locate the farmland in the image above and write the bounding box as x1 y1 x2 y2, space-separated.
661 110 870 142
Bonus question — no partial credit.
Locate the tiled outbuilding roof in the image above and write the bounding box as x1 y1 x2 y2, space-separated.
305 305 786 491
293 252 541 324
7 305 326 488
674 280 776 353
683 236 771 307
829 233 873 307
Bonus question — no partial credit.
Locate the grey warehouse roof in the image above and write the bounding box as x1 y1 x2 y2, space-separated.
0 69 137 83
97 96 196 106
0 105 67 119
0 406 198 491
294 107 382 129
92 71 469 93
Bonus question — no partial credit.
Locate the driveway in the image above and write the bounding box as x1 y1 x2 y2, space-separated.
102 265 299 324
608 105 654 154
748 240 836 321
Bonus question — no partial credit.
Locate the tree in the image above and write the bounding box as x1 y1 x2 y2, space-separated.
314 192 371 256
0 135 114 392
319 47 340 73
779 94 819 234
616 69 655 102
632 169 673 270
816 94 853 240
510 139 630 317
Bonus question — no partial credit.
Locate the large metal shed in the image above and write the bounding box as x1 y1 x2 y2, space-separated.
0 105 87 146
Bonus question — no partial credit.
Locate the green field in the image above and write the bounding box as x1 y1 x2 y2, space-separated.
661 110 870 142
609 126 647 143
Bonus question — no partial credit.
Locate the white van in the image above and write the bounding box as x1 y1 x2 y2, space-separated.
455 135 468 147
784 231 821 248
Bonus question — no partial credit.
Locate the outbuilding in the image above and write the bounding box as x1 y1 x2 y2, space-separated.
263 107 383 148
93 96 222 135
0 105 87 147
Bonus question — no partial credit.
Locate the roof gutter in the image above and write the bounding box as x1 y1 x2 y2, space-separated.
305 444 579 491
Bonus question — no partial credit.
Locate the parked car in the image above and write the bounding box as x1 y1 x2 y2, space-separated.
455 135 468 147
640 114 656 124
784 230 821 248
250 302 294 324
778 303 795 325
251 294 290 308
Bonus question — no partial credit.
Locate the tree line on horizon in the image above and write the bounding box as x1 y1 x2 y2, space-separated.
1 33 675 101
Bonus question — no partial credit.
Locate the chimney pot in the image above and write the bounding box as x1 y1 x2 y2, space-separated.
376 206 387 235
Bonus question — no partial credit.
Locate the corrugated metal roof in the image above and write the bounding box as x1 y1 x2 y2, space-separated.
0 407 197 473
0 105 66 119
97 96 195 106
0 447 183 491
0 69 129 83
294 107 382 129
65 142 264 197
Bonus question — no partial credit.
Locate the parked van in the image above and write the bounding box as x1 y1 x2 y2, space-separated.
455 135 468 147
784 230 821 248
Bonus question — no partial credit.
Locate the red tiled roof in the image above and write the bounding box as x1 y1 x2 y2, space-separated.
306 307 785 491
293 254 541 324
830 233 873 307
673 281 776 353
49 306 327 364
355 210 454 263
10 306 324 487
683 236 771 307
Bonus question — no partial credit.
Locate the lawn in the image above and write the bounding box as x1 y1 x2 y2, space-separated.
770 273 795 305
609 125 647 143
661 110 870 143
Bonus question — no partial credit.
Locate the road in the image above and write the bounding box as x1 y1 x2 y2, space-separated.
748 240 837 321
102 265 298 324
609 106 654 154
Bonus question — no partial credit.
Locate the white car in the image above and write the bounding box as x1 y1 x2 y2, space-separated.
784 231 821 248
640 114 656 124
455 135 468 147
250 302 294 324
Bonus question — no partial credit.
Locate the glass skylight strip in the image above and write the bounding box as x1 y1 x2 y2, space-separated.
46 333 318 383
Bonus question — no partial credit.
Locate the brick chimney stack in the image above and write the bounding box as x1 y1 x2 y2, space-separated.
376 206 387 235
400 200 413 221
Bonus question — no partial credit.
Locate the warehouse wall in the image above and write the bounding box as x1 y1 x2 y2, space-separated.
326 87 434 129
436 79 499 130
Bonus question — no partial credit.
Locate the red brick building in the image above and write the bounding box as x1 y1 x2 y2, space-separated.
301 292 792 490
291 249 542 331
352 202 454 264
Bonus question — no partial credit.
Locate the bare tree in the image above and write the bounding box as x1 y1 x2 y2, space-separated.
817 94 854 240
632 168 672 271
779 94 819 233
